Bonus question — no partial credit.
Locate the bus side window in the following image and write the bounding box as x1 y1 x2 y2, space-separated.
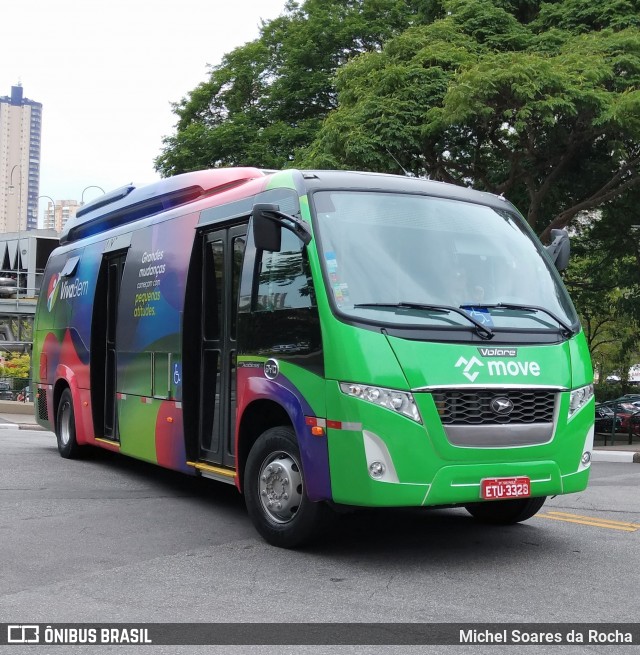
255 229 314 312
231 235 245 339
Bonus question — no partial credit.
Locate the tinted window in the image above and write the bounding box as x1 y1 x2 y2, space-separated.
255 229 314 311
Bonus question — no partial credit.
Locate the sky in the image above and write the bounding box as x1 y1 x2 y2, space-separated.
1 0 288 225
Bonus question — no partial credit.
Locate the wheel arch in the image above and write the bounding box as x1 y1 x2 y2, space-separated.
52 378 70 428
236 375 332 501
52 365 89 445
237 399 292 493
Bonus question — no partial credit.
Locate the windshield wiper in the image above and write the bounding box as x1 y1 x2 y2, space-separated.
466 303 575 336
353 302 494 340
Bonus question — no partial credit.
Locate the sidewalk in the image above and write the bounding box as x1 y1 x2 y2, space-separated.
0 402 48 431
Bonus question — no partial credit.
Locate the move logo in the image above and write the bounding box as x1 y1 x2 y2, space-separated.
455 355 541 382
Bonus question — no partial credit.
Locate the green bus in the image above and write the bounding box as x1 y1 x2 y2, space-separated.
33 168 594 547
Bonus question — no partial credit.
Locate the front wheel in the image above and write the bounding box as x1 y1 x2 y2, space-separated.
55 388 82 459
464 496 546 525
244 426 330 548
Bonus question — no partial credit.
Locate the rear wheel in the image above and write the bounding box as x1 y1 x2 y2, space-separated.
464 496 546 525
244 426 331 548
56 389 81 459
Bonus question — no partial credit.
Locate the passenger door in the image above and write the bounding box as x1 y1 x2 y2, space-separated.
91 249 126 441
198 225 246 467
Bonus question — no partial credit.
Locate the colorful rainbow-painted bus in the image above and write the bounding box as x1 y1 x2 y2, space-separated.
33 168 594 547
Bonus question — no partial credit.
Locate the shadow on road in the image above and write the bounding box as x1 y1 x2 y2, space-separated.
39 442 567 565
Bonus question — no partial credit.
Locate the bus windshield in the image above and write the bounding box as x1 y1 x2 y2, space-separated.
312 190 578 333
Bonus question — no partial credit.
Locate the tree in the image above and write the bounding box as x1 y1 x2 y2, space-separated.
155 0 431 175
563 188 640 381
300 0 640 240
0 352 30 380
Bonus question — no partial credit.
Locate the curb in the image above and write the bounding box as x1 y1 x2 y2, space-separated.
592 450 640 464
0 422 48 431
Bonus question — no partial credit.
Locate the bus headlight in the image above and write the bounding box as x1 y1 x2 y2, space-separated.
340 383 422 423
569 384 594 418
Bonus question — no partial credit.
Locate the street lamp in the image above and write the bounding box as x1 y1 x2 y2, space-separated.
81 185 105 205
38 195 57 230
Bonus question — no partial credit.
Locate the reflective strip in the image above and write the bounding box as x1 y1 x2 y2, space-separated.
116 393 127 400
328 420 362 431
304 416 361 431
140 397 153 404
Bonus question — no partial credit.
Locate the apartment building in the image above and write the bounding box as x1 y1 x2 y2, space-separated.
43 199 80 233
0 85 42 232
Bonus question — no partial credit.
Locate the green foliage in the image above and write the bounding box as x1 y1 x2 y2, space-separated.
155 0 429 175
157 0 640 242
302 0 640 240
0 353 30 379
563 187 640 379
593 383 624 403
533 0 640 34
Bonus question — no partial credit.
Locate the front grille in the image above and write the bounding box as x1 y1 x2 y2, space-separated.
433 389 556 425
37 388 49 421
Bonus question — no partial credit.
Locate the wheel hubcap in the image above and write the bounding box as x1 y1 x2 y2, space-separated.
258 451 303 523
59 402 71 446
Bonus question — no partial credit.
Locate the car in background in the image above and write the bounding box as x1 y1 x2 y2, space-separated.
595 405 623 433
598 401 640 434
0 381 14 401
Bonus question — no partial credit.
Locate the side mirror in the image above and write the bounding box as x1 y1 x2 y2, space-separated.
546 229 570 271
251 202 312 251
252 203 282 252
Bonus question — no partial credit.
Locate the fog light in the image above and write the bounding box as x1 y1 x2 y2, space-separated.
581 451 591 465
369 461 386 478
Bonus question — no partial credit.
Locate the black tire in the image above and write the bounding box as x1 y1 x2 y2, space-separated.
55 389 82 459
464 496 546 525
244 426 331 548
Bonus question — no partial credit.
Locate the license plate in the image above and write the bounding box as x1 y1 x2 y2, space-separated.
481 476 531 500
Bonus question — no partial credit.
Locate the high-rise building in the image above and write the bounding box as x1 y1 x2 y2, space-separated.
0 85 42 233
43 199 79 233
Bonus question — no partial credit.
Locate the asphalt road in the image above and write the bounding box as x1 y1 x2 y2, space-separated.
0 429 638 653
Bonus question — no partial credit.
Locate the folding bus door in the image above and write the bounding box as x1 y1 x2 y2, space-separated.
198 226 246 468
91 249 126 442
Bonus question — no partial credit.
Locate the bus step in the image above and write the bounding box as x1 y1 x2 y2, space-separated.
187 461 236 485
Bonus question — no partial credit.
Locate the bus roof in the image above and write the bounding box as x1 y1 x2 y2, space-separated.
60 168 515 246
60 168 266 245
298 170 513 212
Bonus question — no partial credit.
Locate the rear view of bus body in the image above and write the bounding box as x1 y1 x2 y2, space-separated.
32 168 594 547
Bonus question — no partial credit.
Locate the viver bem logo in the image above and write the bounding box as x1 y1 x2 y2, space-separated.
47 274 90 312
455 355 541 382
